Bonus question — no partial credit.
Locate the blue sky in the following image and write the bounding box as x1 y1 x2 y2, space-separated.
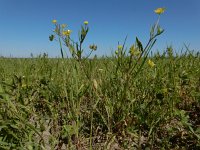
0 0 200 57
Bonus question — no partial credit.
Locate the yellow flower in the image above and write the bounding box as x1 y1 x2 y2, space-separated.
61 24 67 28
63 30 72 36
84 21 89 25
129 45 141 56
154 8 165 15
148 59 155 68
52 19 57 24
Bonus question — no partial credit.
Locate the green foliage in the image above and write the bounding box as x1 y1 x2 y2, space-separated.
0 50 199 149
1 7 200 149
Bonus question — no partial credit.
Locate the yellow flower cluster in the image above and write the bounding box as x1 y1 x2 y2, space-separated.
63 30 72 36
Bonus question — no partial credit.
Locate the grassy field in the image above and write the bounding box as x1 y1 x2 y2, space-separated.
0 48 200 149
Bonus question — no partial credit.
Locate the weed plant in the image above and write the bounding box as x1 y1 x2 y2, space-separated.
0 8 200 149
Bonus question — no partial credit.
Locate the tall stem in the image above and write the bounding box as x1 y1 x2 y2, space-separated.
59 37 64 58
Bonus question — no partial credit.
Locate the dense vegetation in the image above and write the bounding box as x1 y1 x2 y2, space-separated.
0 49 200 149
1 7 200 150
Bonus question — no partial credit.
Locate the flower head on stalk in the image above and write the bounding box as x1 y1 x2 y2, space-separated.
154 8 165 15
52 19 57 24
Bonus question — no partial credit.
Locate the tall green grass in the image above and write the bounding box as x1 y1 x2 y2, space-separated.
0 49 199 149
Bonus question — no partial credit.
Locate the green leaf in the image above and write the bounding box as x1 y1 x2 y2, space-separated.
49 35 54 41
136 37 143 52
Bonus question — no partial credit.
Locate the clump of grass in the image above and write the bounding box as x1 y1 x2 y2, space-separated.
0 8 200 150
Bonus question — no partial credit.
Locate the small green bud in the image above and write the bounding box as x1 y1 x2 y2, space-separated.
157 26 164 35
118 45 123 50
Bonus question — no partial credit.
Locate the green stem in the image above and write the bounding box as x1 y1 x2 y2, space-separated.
59 37 64 58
